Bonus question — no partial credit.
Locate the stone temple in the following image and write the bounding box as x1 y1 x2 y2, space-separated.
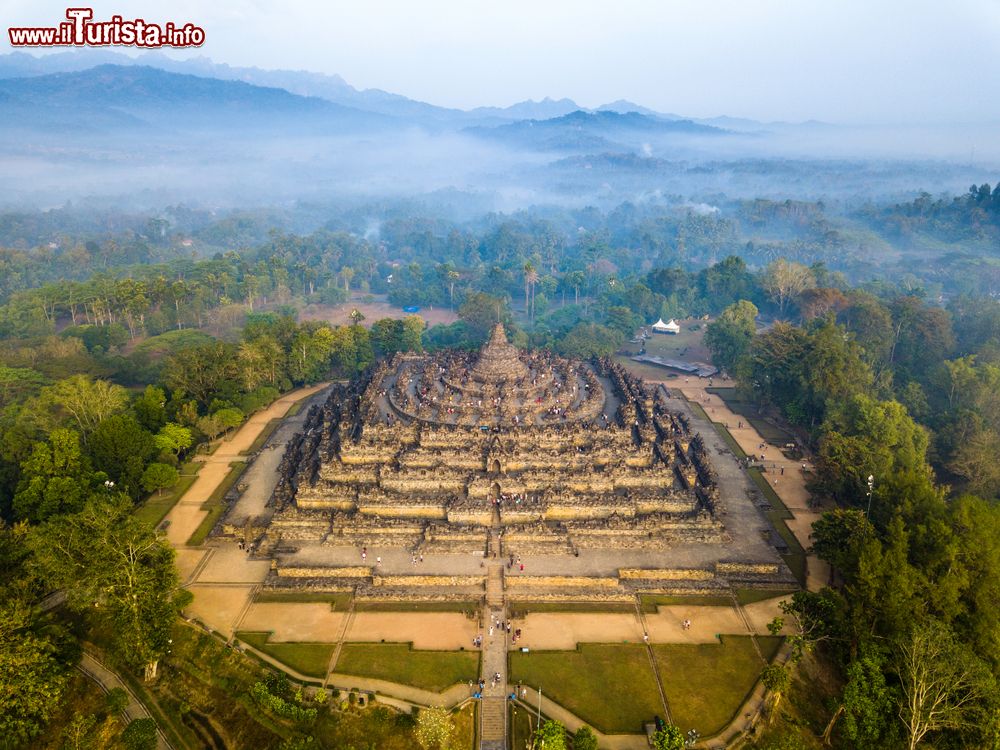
254 324 795 601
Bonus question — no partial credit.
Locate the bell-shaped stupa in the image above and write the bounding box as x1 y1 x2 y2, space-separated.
470 323 528 382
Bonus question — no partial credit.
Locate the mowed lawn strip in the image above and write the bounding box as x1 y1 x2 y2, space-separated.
335 643 480 692
236 631 335 678
509 643 663 734
654 635 784 738
252 591 354 609
133 462 200 528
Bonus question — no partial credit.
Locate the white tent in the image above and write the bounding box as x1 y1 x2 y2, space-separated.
652 318 681 334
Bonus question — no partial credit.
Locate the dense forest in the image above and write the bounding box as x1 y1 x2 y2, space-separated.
3 185 1000 748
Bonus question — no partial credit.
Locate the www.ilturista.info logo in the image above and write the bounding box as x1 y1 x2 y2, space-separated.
8 7 205 48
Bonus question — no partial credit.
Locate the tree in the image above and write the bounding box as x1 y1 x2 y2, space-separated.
121 718 158 750
141 463 179 496
288 325 335 384
895 619 994 750
459 292 510 340
89 414 156 499
213 408 244 436
572 726 599 750
154 423 194 461
196 414 225 442
557 323 624 359
760 664 791 719
132 385 167 433
840 650 899 747
40 375 128 436
0 593 72 745
12 428 97 523
810 508 875 582
533 719 566 750
704 300 758 374
414 706 455 750
651 724 684 750
28 495 190 680
761 259 814 317
162 342 239 409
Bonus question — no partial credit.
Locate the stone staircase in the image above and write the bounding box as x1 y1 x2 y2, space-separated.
480 562 507 749
480 697 506 749
486 566 504 608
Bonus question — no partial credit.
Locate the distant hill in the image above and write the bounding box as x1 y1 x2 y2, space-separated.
0 52 751 129
0 64 393 134
465 109 726 151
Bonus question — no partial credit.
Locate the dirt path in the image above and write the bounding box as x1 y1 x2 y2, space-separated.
78 651 172 750
674 379 830 592
163 384 330 639
162 383 329 548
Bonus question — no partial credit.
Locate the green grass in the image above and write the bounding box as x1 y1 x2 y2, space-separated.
711 422 748 458
746 467 808 587
639 594 733 611
207 461 247 504
236 631 335 678
706 388 792 444
654 636 783 738
134 462 200 528
353 600 478 613
286 401 305 418
335 643 480 692
185 461 247 546
241 418 281 455
509 601 636 615
253 591 354 609
509 643 665 734
509 702 547 750
735 588 797 606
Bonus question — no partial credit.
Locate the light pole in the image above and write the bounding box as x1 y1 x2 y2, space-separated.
866 474 875 517
537 686 542 726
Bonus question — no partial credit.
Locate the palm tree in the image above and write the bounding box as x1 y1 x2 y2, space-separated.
523 262 535 316
526 267 539 323
447 270 460 310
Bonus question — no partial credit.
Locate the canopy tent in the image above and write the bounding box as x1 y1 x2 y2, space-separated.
651 318 681 334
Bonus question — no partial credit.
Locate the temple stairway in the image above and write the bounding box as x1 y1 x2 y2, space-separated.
480 563 507 749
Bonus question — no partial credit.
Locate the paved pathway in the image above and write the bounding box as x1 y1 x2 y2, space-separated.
77 651 171 750
480 533 508 749
673 380 830 592
162 383 330 548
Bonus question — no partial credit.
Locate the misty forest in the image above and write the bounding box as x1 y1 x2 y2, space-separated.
1 44 1000 750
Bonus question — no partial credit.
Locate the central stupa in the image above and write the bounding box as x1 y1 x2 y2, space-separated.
470 323 529 382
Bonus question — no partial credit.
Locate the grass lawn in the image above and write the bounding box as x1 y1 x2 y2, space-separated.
654 636 784 738
509 601 637 615
254 591 354 609
640 594 733 611
186 461 247 546
509 644 664 734
134 464 200 528
335 643 480 692
353 600 478 613
509 702 547 750
735 588 797 606
747 467 808 587
240 418 281 455
236 631 335 678
707 388 792 444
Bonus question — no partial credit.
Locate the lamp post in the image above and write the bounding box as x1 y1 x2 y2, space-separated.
537 686 542 726
866 474 875 517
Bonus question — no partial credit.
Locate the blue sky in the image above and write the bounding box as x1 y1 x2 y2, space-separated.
3 0 999 123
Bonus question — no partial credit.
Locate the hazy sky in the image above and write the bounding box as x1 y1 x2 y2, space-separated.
3 0 999 123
